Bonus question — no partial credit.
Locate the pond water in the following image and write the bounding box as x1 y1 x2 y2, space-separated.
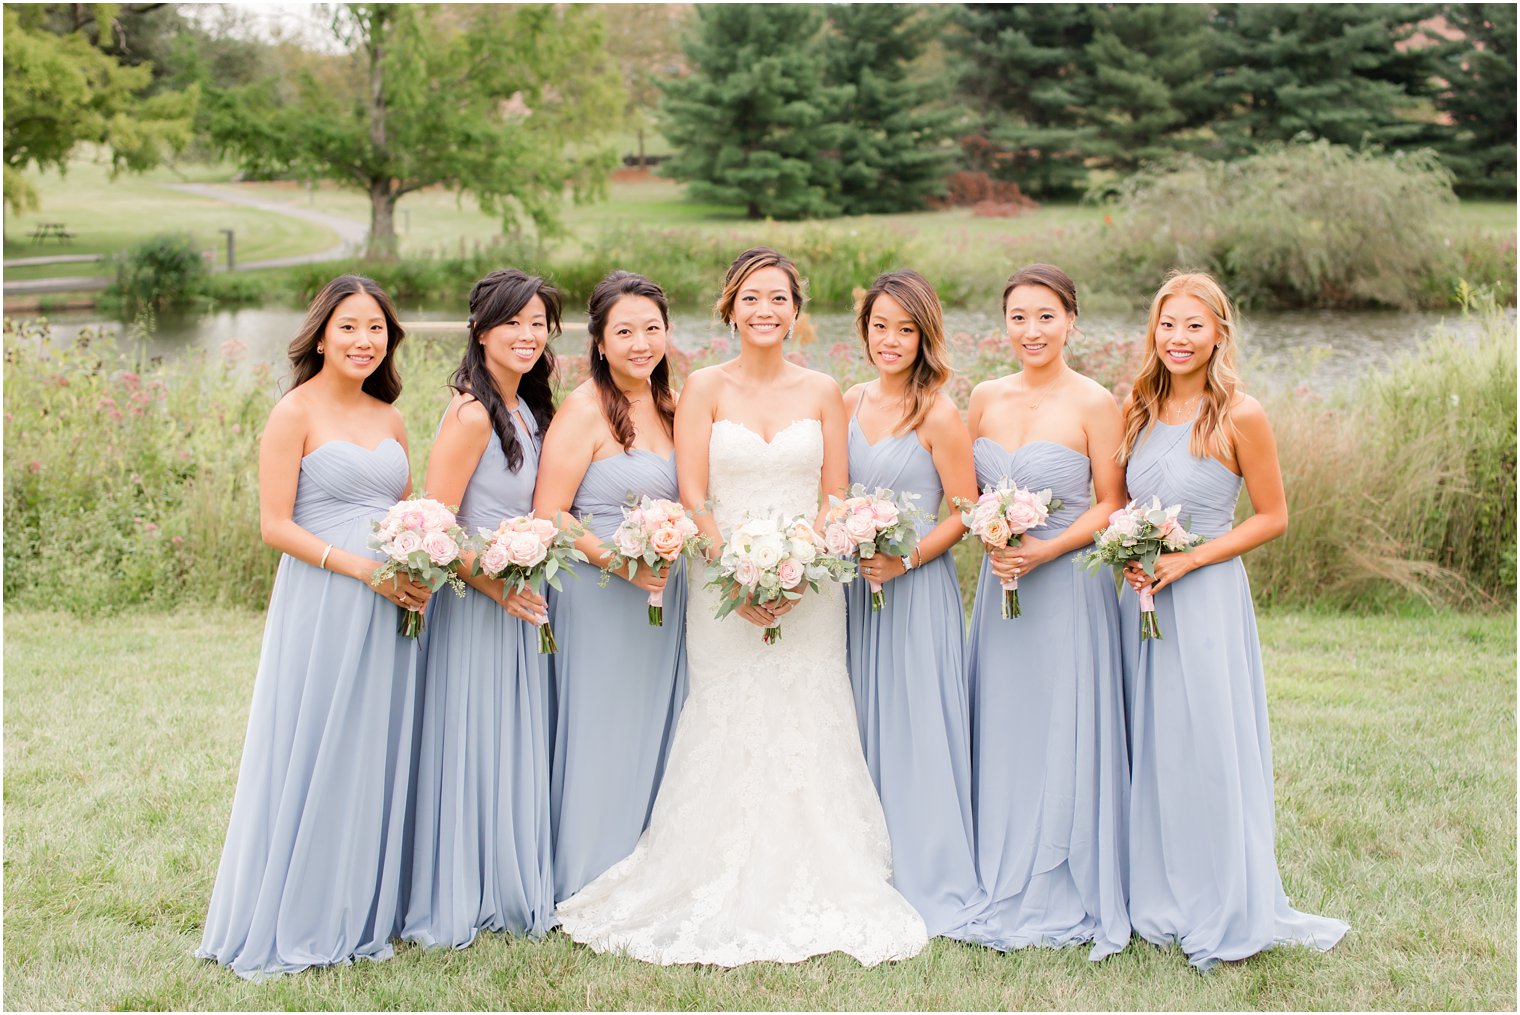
17 300 1496 391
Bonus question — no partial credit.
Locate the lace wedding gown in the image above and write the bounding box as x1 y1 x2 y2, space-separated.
556 418 929 966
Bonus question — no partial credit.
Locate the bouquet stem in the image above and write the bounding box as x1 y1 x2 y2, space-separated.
999 577 1021 620
647 589 664 627
763 624 781 645
398 606 425 639
869 581 885 611
537 619 558 654
1138 586 1162 640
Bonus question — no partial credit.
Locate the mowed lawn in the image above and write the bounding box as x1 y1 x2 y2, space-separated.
3 608 1514 1010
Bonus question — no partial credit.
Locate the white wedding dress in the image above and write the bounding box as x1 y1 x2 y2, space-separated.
556 418 929 966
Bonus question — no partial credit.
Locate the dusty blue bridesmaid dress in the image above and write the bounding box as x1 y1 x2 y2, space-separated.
197 438 419 980
1120 419 1348 970
401 410 555 947
549 450 688 903
966 439 1131 960
843 417 990 941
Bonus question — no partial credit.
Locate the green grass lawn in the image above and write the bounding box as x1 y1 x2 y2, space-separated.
3 607 1512 1010
2 159 336 276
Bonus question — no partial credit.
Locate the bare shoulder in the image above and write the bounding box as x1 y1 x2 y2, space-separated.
266 385 313 431
926 390 967 429
968 374 1007 408
444 391 492 435
799 364 844 408
1228 391 1270 427
1071 372 1123 414
681 364 727 400
556 380 603 420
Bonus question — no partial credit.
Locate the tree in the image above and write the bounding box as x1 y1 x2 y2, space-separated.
3 4 197 213
1081 4 1224 172
821 5 957 214
658 5 852 219
599 4 689 167
1430 4 1517 195
951 4 1098 196
1208 4 1439 154
206 4 624 258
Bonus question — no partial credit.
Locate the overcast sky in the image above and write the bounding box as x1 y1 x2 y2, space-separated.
181 2 348 53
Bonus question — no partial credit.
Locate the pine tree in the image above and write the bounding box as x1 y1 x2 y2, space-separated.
1081 4 1224 172
658 5 851 220
821 5 956 214
1430 4 1517 195
1209 4 1439 154
951 4 1097 196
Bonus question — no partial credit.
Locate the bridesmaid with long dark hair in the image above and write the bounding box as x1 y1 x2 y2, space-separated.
197 275 431 979
1118 271 1347 970
841 269 990 941
401 268 562 948
535 270 688 904
965 263 1131 959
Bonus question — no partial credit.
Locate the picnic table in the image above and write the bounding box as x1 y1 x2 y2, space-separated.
29 222 74 244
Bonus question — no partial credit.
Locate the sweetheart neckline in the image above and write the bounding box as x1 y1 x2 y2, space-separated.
712 417 821 446
972 436 1087 460
302 437 402 460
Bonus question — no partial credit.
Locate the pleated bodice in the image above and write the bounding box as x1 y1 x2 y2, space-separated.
293 438 409 544
1124 421 1242 538
848 421 941 537
571 450 679 541
972 439 1091 530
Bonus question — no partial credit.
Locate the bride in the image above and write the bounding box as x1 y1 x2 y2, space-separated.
555 248 929 966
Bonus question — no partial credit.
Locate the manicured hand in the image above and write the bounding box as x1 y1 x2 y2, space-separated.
373 573 433 612
624 561 670 594
858 553 906 585
501 583 549 625
989 534 1059 582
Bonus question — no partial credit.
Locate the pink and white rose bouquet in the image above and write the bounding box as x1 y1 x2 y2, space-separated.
705 514 856 645
823 484 926 610
369 495 469 638
1079 496 1205 640
954 479 1063 619
600 496 709 626
473 513 589 653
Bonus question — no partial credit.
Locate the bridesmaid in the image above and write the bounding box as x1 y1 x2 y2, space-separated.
197 275 432 979
1118 272 1348 970
401 269 561 948
841 269 990 941
965 263 1131 960
535 271 688 903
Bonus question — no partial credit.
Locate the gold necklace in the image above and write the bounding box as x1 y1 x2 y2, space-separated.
1021 374 1061 410
1163 393 1203 423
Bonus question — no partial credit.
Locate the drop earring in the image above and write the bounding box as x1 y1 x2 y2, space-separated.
729 321 737 342
785 322 795 342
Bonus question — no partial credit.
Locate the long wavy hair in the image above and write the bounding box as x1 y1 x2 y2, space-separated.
714 246 807 327
1119 271 1242 463
287 274 405 402
586 270 676 449
855 269 952 435
450 268 561 473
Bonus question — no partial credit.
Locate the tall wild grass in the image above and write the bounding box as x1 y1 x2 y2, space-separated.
3 306 1513 615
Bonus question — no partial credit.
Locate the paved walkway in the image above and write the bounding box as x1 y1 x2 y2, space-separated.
3 182 368 295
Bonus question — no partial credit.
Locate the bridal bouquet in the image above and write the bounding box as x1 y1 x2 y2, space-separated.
474 514 589 653
954 479 1062 620
823 485 926 611
599 496 709 626
369 495 469 639
1079 496 1205 640
707 514 856 645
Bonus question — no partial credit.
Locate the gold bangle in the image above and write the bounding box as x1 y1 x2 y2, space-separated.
319 543 333 570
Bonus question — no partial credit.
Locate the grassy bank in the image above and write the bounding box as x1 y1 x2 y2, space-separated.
3 606 1512 1010
5 304 1512 617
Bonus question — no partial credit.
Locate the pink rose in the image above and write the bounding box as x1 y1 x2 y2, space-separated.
844 512 876 543
392 530 423 557
1005 500 1045 533
402 510 425 532
643 500 673 525
507 531 548 568
423 531 458 566
676 516 699 539
530 518 559 543
981 518 1011 547
733 558 761 587
870 501 900 527
480 544 510 575
777 559 804 588
825 523 854 556
650 525 684 560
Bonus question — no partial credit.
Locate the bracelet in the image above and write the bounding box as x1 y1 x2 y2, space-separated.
319 543 333 570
